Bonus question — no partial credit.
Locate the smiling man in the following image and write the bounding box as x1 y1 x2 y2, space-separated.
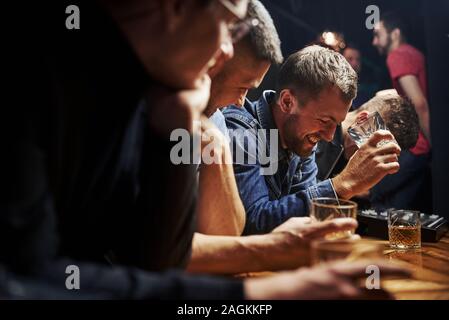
224 45 402 234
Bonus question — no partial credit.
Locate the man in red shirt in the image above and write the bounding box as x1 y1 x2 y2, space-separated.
370 12 431 211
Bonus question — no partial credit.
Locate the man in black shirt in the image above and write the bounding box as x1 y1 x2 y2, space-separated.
1 0 249 298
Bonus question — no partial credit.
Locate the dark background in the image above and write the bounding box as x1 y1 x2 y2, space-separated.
249 0 449 217
264 0 427 62
250 0 429 98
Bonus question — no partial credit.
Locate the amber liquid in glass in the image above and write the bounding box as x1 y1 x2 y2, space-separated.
388 225 421 249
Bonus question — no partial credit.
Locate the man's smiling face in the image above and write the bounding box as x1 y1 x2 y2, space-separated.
282 86 351 157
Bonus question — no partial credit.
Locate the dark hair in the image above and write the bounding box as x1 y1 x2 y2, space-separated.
380 11 409 41
359 93 419 149
343 42 360 52
244 0 283 64
276 45 358 104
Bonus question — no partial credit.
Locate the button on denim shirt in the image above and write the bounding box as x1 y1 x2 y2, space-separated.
223 91 337 234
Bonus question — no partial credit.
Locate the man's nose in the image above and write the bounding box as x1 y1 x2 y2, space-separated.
321 125 337 142
220 40 234 62
208 40 234 78
236 90 248 106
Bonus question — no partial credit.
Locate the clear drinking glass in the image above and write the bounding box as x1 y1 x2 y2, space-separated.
310 198 357 239
388 210 421 250
347 111 391 147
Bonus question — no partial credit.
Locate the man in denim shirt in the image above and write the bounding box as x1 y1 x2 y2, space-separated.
224 46 402 234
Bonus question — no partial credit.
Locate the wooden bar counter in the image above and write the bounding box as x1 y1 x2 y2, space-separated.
240 234 449 300
376 234 449 299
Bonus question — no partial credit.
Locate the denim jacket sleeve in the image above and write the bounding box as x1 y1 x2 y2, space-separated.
225 112 337 235
290 153 336 200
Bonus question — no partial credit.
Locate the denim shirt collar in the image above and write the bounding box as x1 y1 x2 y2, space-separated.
253 90 297 163
255 90 278 131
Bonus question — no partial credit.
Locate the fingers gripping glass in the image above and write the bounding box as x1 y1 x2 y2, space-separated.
347 111 388 148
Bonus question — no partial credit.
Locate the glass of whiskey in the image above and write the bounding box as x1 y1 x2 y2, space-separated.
388 210 421 250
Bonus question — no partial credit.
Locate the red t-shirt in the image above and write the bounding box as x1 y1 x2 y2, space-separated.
387 44 430 155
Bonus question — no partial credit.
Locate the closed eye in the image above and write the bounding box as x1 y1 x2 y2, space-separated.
317 119 330 125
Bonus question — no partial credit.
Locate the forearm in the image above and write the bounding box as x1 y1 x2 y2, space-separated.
417 104 431 143
331 174 356 200
187 233 306 275
397 75 431 143
197 153 246 236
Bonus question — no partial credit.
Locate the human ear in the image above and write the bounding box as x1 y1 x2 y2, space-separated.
279 89 297 114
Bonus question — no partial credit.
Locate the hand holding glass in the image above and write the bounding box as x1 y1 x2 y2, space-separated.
347 111 395 147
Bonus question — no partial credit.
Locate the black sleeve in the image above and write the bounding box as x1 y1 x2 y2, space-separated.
1 259 244 300
112 126 199 271
0 2 244 299
0 109 243 300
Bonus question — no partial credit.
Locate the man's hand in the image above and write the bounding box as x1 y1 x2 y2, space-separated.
146 75 211 136
244 260 411 300
188 218 358 274
332 130 401 199
272 217 358 241
262 217 359 269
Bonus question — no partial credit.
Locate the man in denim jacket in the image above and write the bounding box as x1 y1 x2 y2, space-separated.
224 46 402 234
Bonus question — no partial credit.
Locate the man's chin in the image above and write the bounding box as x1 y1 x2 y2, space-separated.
376 47 387 56
286 138 314 157
294 147 314 158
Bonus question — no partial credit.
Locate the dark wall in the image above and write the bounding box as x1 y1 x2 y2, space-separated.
423 0 449 218
260 0 426 57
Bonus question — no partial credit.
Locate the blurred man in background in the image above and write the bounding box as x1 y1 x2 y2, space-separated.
342 44 377 110
372 11 432 211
